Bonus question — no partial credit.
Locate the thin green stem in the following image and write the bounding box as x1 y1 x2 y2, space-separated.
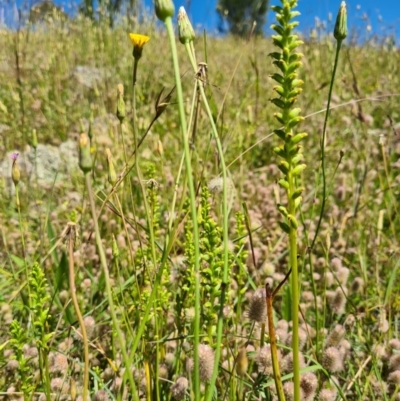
267 291 286 401
287 170 300 401
164 17 201 399
68 227 89 401
15 185 31 311
84 173 138 401
184 42 230 401
311 40 343 249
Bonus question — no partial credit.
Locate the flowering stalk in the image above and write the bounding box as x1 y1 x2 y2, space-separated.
311 1 347 249
155 1 202 397
269 1 307 400
177 9 231 399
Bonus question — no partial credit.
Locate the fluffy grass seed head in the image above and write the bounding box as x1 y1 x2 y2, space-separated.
389 353 400 371
300 372 318 400
323 346 344 373
50 352 68 373
388 370 400 385
283 381 304 401
389 339 400 351
50 377 69 394
93 389 109 401
351 277 364 293
247 288 267 323
326 324 346 348
198 344 215 382
256 345 273 374
318 388 337 401
171 376 189 400
129 33 150 60
330 287 347 315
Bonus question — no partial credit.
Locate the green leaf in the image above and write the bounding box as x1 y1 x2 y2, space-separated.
47 219 59 265
56 252 68 291
279 221 290 234
10 254 25 269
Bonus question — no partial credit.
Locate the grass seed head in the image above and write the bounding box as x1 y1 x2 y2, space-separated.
300 372 318 400
323 347 344 373
171 376 189 400
198 344 215 382
246 288 267 324
326 324 346 348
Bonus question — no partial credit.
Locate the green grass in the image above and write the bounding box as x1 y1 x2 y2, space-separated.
1 3 400 401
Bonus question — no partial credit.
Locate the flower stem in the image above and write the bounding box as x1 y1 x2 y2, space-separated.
84 173 138 400
288 170 300 401
67 227 89 401
311 40 343 250
164 17 201 398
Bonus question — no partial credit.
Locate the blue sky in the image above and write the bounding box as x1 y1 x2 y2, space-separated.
143 0 400 38
2 0 400 39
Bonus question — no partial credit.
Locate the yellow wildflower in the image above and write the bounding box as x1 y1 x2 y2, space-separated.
129 33 150 60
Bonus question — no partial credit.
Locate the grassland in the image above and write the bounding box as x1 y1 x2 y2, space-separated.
1 4 400 401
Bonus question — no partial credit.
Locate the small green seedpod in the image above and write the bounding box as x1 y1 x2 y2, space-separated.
291 153 304 165
279 221 290 234
292 187 304 199
287 214 299 229
274 113 285 125
290 132 308 144
278 204 289 217
278 179 289 189
286 61 302 75
288 88 302 98
291 79 304 87
273 24 284 36
274 146 286 158
278 161 290 174
288 108 301 118
287 116 304 130
292 163 307 175
289 53 302 63
273 85 285 96
294 196 302 209
289 40 304 51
